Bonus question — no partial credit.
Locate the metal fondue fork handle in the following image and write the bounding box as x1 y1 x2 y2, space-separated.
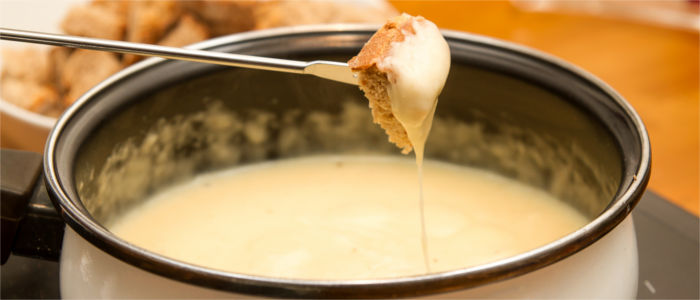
0 28 358 85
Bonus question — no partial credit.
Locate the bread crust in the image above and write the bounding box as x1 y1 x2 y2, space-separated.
348 14 415 71
158 13 210 47
347 14 418 154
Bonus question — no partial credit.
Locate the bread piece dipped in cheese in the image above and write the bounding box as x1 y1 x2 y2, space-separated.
348 14 450 155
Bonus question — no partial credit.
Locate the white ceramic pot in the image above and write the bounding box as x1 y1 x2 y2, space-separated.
59 218 639 298
4 26 650 298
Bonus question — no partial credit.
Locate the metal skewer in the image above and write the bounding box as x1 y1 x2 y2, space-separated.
0 28 358 85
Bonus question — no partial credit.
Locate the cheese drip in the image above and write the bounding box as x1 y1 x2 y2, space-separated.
377 16 450 272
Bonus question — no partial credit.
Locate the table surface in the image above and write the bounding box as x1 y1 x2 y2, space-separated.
390 1 699 216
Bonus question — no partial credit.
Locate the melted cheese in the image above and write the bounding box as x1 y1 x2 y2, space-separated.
376 16 451 271
110 155 587 280
377 16 450 164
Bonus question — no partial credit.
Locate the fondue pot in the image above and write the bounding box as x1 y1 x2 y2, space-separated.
1 25 649 298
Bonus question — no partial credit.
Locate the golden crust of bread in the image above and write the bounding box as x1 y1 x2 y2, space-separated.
347 14 417 154
61 50 121 105
348 14 414 71
180 0 258 36
1 48 53 83
254 1 397 30
158 13 210 47
123 1 182 65
1 77 60 114
61 4 126 40
48 47 71 91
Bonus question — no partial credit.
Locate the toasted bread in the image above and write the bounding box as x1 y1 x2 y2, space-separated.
61 50 121 105
158 13 210 47
347 14 416 154
61 4 126 40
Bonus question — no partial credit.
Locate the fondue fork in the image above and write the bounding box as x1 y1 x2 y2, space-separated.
0 28 358 85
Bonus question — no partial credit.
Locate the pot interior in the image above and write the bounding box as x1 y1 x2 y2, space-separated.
71 52 623 225
48 28 645 296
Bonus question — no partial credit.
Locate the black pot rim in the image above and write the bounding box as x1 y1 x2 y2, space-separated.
43 24 651 298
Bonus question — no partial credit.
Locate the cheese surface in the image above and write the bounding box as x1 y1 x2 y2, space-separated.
109 155 587 280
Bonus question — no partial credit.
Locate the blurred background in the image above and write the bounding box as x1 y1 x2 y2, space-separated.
1 0 698 216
